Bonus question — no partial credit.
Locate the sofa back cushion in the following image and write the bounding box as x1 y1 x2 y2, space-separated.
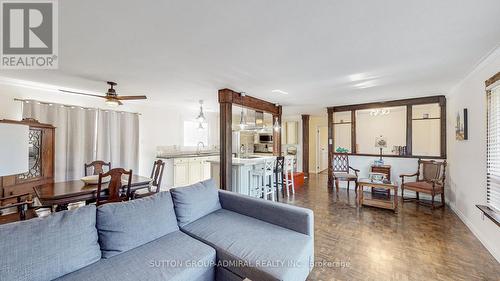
170 178 221 227
96 191 179 258
0 205 101 281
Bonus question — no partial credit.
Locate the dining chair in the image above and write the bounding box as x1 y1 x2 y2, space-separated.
84 160 111 176
0 193 36 225
96 168 132 206
133 160 165 199
400 159 447 209
332 153 360 193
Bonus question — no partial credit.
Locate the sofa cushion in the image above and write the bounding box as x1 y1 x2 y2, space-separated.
182 209 313 281
97 191 179 258
170 179 221 227
0 205 101 281
56 231 216 281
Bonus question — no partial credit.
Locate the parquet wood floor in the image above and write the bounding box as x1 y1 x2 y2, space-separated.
281 174 500 281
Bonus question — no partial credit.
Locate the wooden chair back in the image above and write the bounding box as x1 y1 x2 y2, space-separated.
332 153 350 173
96 168 132 206
418 160 447 183
0 193 34 224
150 160 165 193
85 160 111 176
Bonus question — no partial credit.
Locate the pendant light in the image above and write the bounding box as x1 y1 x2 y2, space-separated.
196 100 206 123
273 116 281 132
198 122 204 130
239 93 246 130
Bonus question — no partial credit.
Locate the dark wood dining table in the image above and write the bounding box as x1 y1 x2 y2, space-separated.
34 175 152 210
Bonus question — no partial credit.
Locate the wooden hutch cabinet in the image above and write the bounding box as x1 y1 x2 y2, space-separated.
0 119 55 197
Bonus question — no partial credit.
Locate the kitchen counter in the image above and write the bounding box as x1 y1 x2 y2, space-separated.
208 155 277 195
157 152 220 159
206 155 275 166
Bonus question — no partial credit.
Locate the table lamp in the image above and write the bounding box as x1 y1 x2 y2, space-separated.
0 123 29 177
375 135 387 161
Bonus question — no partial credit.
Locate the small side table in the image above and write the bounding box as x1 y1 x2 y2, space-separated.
371 165 391 197
358 179 398 213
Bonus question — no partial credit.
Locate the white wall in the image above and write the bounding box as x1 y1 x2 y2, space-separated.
0 82 218 179
446 47 500 262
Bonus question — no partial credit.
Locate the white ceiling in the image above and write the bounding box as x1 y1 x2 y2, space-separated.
1 0 499 116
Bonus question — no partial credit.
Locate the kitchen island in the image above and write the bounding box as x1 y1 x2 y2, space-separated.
207 156 276 195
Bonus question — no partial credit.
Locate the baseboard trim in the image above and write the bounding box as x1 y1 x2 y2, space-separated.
449 202 500 263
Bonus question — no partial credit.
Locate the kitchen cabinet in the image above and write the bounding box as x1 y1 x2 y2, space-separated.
170 156 216 187
285 121 298 144
188 158 203 184
173 159 189 187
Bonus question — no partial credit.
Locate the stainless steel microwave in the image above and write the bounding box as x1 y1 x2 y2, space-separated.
259 134 273 143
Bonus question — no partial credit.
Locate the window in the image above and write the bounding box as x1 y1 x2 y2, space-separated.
487 84 500 211
183 121 208 147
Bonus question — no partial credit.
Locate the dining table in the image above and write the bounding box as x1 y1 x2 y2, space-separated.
33 175 152 211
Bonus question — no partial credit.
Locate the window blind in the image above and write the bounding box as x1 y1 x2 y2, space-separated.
487 85 500 211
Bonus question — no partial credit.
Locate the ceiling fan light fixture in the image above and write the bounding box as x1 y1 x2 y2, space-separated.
105 99 120 107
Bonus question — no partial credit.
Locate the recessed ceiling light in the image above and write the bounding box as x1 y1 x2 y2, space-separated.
272 89 289 95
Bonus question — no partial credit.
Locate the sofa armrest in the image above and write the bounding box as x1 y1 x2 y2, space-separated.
218 190 314 236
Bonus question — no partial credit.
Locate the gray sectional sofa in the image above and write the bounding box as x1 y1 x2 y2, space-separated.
0 179 314 281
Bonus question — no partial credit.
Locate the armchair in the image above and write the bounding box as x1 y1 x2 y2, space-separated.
332 153 360 193
400 159 447 209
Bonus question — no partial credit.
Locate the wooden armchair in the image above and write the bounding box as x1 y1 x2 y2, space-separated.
96 168 132 206
332 153 360 193
84 160 111 176
400 159 447 209
133 160 165 199
0 193 36 224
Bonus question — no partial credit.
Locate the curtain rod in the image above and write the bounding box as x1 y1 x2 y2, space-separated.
14 98 142 115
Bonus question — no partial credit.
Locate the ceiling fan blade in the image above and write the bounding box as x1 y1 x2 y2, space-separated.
116 95 147 100
59 89 107 99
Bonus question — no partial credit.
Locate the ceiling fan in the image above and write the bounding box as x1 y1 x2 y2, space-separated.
59 81 147 107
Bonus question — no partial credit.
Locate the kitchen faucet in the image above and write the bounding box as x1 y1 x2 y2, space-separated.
197 141 205 153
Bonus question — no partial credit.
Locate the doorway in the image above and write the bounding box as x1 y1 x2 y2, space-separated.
316 126 328 173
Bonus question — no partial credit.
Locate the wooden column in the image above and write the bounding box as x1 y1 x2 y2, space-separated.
219 90 233 190
439 97 447 158
272 107 282 156
406 104 412 155
301 115 310 176
350 110 356 153
327 108 334 188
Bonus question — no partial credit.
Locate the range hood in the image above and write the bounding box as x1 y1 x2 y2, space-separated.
241 110 264 131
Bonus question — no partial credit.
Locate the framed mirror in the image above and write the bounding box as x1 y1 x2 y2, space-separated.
17 128 42 181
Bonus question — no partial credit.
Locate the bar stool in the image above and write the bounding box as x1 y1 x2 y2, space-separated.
273 156 285 201
250 158 275 201
284 156 295 197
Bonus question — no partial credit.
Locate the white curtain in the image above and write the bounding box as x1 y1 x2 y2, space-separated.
96 110 139 173
23 103 98 181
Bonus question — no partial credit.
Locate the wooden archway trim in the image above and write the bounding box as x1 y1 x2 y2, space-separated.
218 88 282 190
